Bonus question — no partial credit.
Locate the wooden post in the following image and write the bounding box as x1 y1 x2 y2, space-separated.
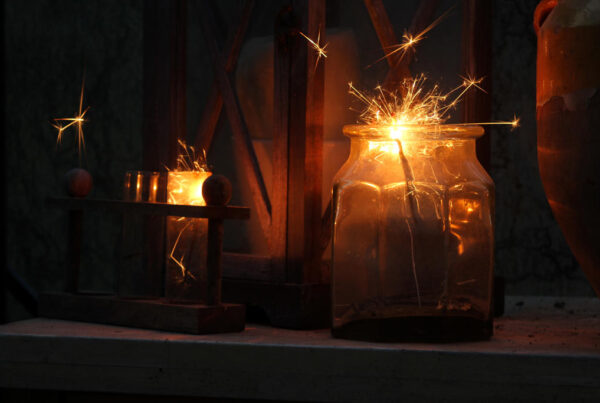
273 0 325 284
272 6 293 283
461 0 492 170
66 210 83 293
206 218 224 306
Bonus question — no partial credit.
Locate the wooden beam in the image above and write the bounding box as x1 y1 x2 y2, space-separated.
363 0 400 69
303 0 326 283
461 0 492 170
198 2 272 243
272 6 293 283
194 0 255 154
46 198 250 220
279 0 325 284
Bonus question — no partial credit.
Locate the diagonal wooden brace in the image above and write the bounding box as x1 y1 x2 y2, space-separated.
194 0 255 154
198 2 272 245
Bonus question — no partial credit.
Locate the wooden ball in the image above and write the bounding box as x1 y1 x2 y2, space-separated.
65 168 93 198
202 174 232 206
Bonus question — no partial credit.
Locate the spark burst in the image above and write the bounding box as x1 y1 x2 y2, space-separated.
349 74 518 131
375 7 454 66
299 29 328 70
51 79 89 165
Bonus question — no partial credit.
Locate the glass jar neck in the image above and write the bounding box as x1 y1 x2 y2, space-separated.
348 136 478 162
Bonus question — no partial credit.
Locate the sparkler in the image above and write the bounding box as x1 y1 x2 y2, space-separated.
299 28 328 71
348 75 518 131
167 140 210 288
51 79 89 165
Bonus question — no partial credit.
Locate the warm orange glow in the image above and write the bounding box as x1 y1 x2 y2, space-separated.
167 170 211 206
166 140 210 283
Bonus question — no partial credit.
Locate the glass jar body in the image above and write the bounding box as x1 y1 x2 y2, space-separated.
331 127 494 341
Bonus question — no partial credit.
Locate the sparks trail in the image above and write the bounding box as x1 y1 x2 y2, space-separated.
174 139 208 172
168 219 197 283
299 28 328 71
51 78 89 165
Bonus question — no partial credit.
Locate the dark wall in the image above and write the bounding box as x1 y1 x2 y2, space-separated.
3 0 593 319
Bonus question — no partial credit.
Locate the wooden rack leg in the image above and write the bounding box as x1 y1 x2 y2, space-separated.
66 209 83 293
206 218 224 306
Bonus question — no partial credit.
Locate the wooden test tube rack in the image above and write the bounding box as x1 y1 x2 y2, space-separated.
39 196 250 335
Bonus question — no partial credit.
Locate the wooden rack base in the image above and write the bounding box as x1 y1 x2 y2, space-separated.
39 292 245 335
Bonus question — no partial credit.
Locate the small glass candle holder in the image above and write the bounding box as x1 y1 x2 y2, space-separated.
165 170 212 302
119 170 167 299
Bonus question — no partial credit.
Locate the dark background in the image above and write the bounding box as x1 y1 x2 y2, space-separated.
3 0 594 321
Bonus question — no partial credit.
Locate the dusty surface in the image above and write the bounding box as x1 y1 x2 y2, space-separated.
1 296 598 355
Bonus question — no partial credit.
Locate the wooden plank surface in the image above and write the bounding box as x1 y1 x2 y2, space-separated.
38 293 245 335
1 297 599 401
46 198 250 220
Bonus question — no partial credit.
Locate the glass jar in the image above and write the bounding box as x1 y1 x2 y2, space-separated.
165 170 212 302
331 124 494 341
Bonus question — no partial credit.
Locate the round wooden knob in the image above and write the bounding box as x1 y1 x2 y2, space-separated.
65 168 93 198
202 174 232 206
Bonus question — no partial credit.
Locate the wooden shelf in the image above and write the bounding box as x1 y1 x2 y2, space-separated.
46 197 250 220
1 296 599 401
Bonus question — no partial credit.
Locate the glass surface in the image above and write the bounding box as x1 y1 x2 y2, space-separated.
119 171 166 299
331 125 494 341
164 170 212 302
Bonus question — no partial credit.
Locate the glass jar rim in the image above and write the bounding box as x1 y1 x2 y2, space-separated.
342 124 485 140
